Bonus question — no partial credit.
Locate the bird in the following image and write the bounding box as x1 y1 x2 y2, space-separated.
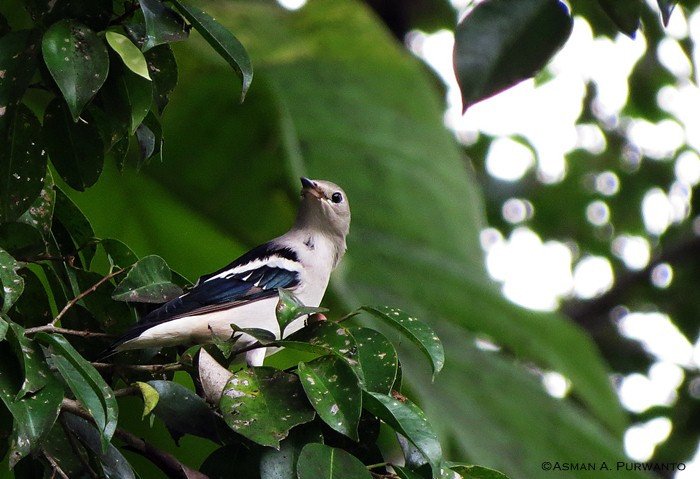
108 177 350 366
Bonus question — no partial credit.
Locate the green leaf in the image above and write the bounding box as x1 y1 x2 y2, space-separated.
0 343 63 467
74 269 134 334
139 0 189 51
362 391 442 474
0 103 47 224
260 424 323 479
220 367 315 448
282 323 364 383
53 187 97 267
360 306 443 379
350 327 397 395
597 0 642 37
44 98 104 191
100 238 139 269
105 31 151 80
17 171 56 238
147 379 222 443
0 30 40 138
296 443 371 479
135 120 156 162
99 59 153 134
61 413 136 479
454 0 573 110
0 316 7 342
298 356 361 440
134 381 159 417
41 19 109 120
170 0 253 100
7 268 52 328
392 465 425 479
36 333 118 451
448 463 511 479
112 255 183 303
144 45 178 113
276 289 327 336
0 248 23 314
5 321 51 399
657 0 677 26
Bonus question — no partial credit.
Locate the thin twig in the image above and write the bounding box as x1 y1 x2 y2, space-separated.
43 450 70 479
114 386 140 398
25 325 113 337
91 362 183 374
61 399 208 479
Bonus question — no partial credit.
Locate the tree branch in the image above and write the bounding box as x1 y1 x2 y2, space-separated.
60 399 208 479
25 325 113 337
91 362 183 374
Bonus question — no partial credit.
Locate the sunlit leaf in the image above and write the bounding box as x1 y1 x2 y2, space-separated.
36 333 118 451
112 255 183 303
296 443 371 479
220 367 314 448
42 19 109 119
453 0 573 110
298 356 361 440
170 0 253 100
105 31 151 80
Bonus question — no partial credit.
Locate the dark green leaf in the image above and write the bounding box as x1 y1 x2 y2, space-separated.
147 379 222 443
0 316 7 342
0 103 47 224
0 343 63 467
170 0 252 100
144 45 178 113
0 222 45 260
0 13 9 36
112 255 183 303
362 392 442 473
276 289 327 336
0 248 23 314
0 30 40 137
298 356 361 440
100 65 153 134
220 367 315 448
282 323 364 382
7 268 52 328
105 31 151 80
360 306 443 379
61 413 136 479
597 0 642 36
448 463 511 479
42 20 109 119
17 171 56 238
139 0 189 51
260 423 323 479
100 238 139 268
53 187 97 267
5 321 51 398
350 327 397 395
200 443 262 479
296 443 371 479
392 465 425 479
74 269 133 334
135 121 156 163
657 0 677 26
454 0 573 110
36 333 118 451
44 97 104 191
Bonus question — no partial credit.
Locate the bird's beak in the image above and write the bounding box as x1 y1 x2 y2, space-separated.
300 177 324 199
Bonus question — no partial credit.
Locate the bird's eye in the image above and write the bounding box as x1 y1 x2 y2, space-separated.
331 192 343 203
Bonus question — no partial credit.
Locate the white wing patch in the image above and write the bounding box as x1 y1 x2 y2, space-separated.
203 256 302 283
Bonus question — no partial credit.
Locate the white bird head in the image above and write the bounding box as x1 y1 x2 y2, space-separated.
296 177 351 241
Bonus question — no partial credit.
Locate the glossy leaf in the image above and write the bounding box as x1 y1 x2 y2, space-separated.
597 0 642 37
454 0 573 110
170 0 253 100
100 63 153 133
298 356 361 440
17 171 56 238
361 306 443 379
0 30 40 136
0 222 46 261
53 187 97 267
276 288 327 335
220 367 315 448
0 344 63 467
0 248 23 313
260 424 323 479
363 392 442 473
139 0 189 51
350 327 397 395
5 321 51 398
392 465 425 479
61 413 136 479
147 379 222 443
135 121 156 162
0 103 47 224
112 255 183 303
144 45 178 113
296 443 371 479
42 20 109 119
448 463 511 479
105 31 151 80
0 316 7 342
37 333 118 452
8 268 52 328
100 238 139 268
44 98 104 191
